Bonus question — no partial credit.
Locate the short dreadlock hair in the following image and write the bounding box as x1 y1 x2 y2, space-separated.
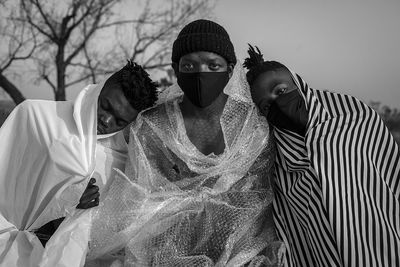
243 44 289 86
104 60 158 111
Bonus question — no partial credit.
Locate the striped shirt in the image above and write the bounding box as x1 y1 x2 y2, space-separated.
273 73 400 266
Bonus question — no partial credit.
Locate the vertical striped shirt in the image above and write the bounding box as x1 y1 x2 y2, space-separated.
273 73 400 266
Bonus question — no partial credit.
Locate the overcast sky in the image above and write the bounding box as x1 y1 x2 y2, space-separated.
7 0 400 108
214 0 400 108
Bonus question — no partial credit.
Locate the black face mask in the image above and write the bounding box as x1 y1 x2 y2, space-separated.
177 72 230 108
267 89 308 136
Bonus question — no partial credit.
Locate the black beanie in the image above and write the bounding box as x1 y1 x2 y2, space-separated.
171 19 236 65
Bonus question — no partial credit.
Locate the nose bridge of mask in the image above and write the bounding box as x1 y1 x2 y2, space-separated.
268 89 308 135
196 74 203 103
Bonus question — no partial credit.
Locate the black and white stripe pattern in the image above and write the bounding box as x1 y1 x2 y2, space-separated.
273 73 400 266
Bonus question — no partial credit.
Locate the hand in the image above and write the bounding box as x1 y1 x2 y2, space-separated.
34 217 66 247
76 178 100 209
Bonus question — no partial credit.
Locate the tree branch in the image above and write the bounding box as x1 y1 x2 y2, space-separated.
20 1 56 42
0 18 37 72
64 2 106 65
98 19 147 29
0 72 26 104
65 73 94 87
83 43 97 83
31 0 58 39
7 0 214 100
63 0 95 39
144 62 171 70
41 72 57 94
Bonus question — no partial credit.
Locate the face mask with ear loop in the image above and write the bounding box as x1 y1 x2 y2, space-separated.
177 71 230 108
267 89 308 136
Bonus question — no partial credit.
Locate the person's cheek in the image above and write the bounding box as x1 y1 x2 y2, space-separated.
270 93 281 103
250 90 262 106
97 108 103 119
260 108 269 118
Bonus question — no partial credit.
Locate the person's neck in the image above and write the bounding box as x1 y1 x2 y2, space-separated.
180 93 228 120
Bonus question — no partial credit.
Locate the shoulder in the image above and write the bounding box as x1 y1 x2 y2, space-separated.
311 89 373 117
17 99 71 110
17 99 72 118
9 100 54 119
17 99 52 110
130 101 175 135
8 100 75 135
1 100 71 144
141 101 173 122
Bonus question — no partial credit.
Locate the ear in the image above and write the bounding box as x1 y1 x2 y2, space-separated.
172 62 179 76
227 63 235 78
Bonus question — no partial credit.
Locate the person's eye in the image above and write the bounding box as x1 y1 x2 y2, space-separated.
209 63 221 71
181 63 194 71
272 86 287 96
277 88 286 95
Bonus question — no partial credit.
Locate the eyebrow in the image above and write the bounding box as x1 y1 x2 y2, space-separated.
254 78 275 91
207 59 224 64
271 82 280 89
262 79 280 91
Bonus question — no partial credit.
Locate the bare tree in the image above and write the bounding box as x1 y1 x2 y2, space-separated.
0 2 36 104
2 0 213 101
19 0 125 100
70 0 214 89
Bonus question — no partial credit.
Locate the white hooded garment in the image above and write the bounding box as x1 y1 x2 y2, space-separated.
0 84 102 267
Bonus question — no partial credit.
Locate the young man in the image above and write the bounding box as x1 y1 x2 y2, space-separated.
244 45 400 266
0 61 157 266
39 20 285 267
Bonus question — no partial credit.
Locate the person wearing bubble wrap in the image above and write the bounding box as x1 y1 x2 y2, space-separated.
40 20 285 267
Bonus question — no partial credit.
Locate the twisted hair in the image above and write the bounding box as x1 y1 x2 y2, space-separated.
105 60 158 111
243 44 288 85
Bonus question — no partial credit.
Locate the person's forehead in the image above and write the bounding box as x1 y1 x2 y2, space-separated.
253 69 292 87
101 86 137 118
180 51 226 62
253 70 278 88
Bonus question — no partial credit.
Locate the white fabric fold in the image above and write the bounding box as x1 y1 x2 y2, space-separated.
0 82 102 266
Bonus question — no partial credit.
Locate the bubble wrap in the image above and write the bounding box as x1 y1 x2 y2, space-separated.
87 64 285 266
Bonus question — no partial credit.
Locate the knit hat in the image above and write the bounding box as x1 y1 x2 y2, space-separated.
171 19 236 64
